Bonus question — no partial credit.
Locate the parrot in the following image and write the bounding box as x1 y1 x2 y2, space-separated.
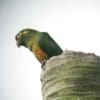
15 28 63 68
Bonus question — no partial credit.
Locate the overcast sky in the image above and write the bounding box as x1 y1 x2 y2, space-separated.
1 0 100 100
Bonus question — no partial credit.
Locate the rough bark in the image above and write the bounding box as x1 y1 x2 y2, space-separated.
41 50 100 100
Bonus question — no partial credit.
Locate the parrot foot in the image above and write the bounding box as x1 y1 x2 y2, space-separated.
40 61 46 82
41 61 46 70
40 77 43 82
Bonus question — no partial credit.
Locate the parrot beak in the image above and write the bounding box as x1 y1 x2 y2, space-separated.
15 34 21 47
16 41 21 48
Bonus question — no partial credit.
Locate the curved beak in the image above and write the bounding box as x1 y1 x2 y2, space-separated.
15 34 21 47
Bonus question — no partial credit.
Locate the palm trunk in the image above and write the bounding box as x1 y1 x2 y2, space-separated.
41 50 100 100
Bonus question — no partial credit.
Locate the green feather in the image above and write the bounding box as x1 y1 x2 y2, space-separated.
38 32 63 58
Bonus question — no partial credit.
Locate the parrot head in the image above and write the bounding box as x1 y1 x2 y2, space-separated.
15 29 39 47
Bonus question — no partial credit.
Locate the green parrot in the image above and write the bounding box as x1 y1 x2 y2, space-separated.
15 29 63 66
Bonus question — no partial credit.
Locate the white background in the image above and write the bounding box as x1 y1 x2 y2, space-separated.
1 0 100 100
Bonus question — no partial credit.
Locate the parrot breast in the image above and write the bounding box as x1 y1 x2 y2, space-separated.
33 46 48 63
27 38 48 63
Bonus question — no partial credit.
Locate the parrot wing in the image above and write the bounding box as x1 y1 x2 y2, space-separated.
38 32 63 58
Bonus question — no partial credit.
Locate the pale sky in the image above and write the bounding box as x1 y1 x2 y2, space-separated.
1 0 100 100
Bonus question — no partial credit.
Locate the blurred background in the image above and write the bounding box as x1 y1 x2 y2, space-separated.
0 0 100 100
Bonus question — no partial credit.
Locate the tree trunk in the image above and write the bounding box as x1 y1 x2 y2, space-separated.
41 50 100 100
